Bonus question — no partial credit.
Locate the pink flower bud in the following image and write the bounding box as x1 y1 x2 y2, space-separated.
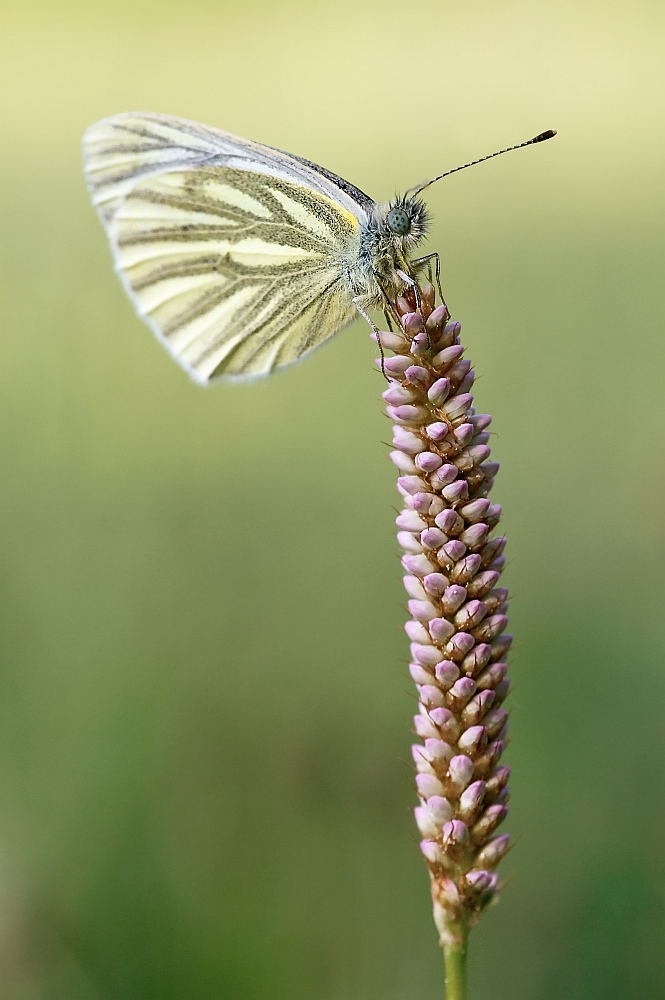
476 834 510 868
418 684 446 708
432 344 465 369
420 527 447 550
416 451 444 473
423 574 450 597
454 599 488 630
396 510 428 532
425 305 449 331
459 523 490 549
382 383 416 405
416 773 445 799
382 354 413 374
397 531 425 553
398 475 432 495
446 755 474 792
409 662 433 685
457 725 487 755
425 422 450 442
414 805 440 838
390 450 418 473
411 643 445 667
453 422 474 446
420 840 445 865
434 661 461 690
414 713 440 740
427 377 451 405
441 480 469 502
439 585 467 614
443 393 473 420
459 780 486 821
405 365 430 387
431 464 459 490
402 311 425 333
404 619 430 642
403 575 428 600
429 617 455 641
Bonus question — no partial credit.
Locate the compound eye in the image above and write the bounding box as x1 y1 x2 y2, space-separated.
387 207 411 236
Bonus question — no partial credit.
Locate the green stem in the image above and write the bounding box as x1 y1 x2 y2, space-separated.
443 937 468 1000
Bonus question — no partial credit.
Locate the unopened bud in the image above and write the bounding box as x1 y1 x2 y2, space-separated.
409 662 433 685
398 475 432 496
418 684 446 709
402 553 436 577
420 527 447 550
434 661 461 691
414 714 439 740
427 378 451 405
443 394 474 420
457 725 487 755
459 523 490 549
382 355 413 375
461 689 495 726
462 642 492 677
454 599 487 630
450 554 482 584
476 661 508 690
444 632 475 661
472 614 508 642
425 305 449 331
403 575 428 600
416 773 445 799
408 599 439 621
471 804 508 844
404 620 430 643
476 834 510 868
431 465 459 490
411 643 445 666
453 423 474 447
484 707 509 739
416 451 443 473
442 819 470 862
420 839 445 866
490 634 513 660
414 805 440 838
390 450 418 474
439 585 467 614
459 780 486 822
466 571 500 598
446 755 474 794
441 480 469 502
433 344 464 369
423 573 450 597
427 795 454 825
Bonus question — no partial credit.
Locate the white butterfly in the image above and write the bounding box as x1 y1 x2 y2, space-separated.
82 113 554 384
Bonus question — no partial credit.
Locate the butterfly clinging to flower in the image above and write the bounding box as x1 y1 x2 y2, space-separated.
83 113 555 384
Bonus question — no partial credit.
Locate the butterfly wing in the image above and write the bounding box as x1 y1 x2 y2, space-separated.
83 113 373 383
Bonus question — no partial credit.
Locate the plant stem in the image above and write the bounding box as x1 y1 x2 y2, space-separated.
444 937 468 1000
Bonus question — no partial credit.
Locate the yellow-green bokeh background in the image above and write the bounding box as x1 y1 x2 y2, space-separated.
1 1 664 996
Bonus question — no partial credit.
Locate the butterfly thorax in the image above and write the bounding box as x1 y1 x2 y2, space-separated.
350 195 430 307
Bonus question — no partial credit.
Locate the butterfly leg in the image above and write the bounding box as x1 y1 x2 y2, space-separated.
396 269 422 311
353 297 389 379
411 252 449 319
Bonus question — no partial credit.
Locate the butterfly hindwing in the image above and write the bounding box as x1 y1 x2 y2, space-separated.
83 113 369 382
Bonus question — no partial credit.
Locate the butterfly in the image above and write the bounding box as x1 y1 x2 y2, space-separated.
82 113 555 384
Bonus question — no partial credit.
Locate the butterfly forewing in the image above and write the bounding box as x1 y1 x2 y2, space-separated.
83 113 369 382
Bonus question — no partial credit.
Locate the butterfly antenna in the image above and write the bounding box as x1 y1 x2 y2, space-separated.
405 129 557 197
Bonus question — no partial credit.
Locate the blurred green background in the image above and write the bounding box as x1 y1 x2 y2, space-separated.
1 0 664 997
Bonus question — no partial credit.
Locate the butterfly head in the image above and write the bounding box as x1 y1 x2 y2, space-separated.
382 195 430 249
